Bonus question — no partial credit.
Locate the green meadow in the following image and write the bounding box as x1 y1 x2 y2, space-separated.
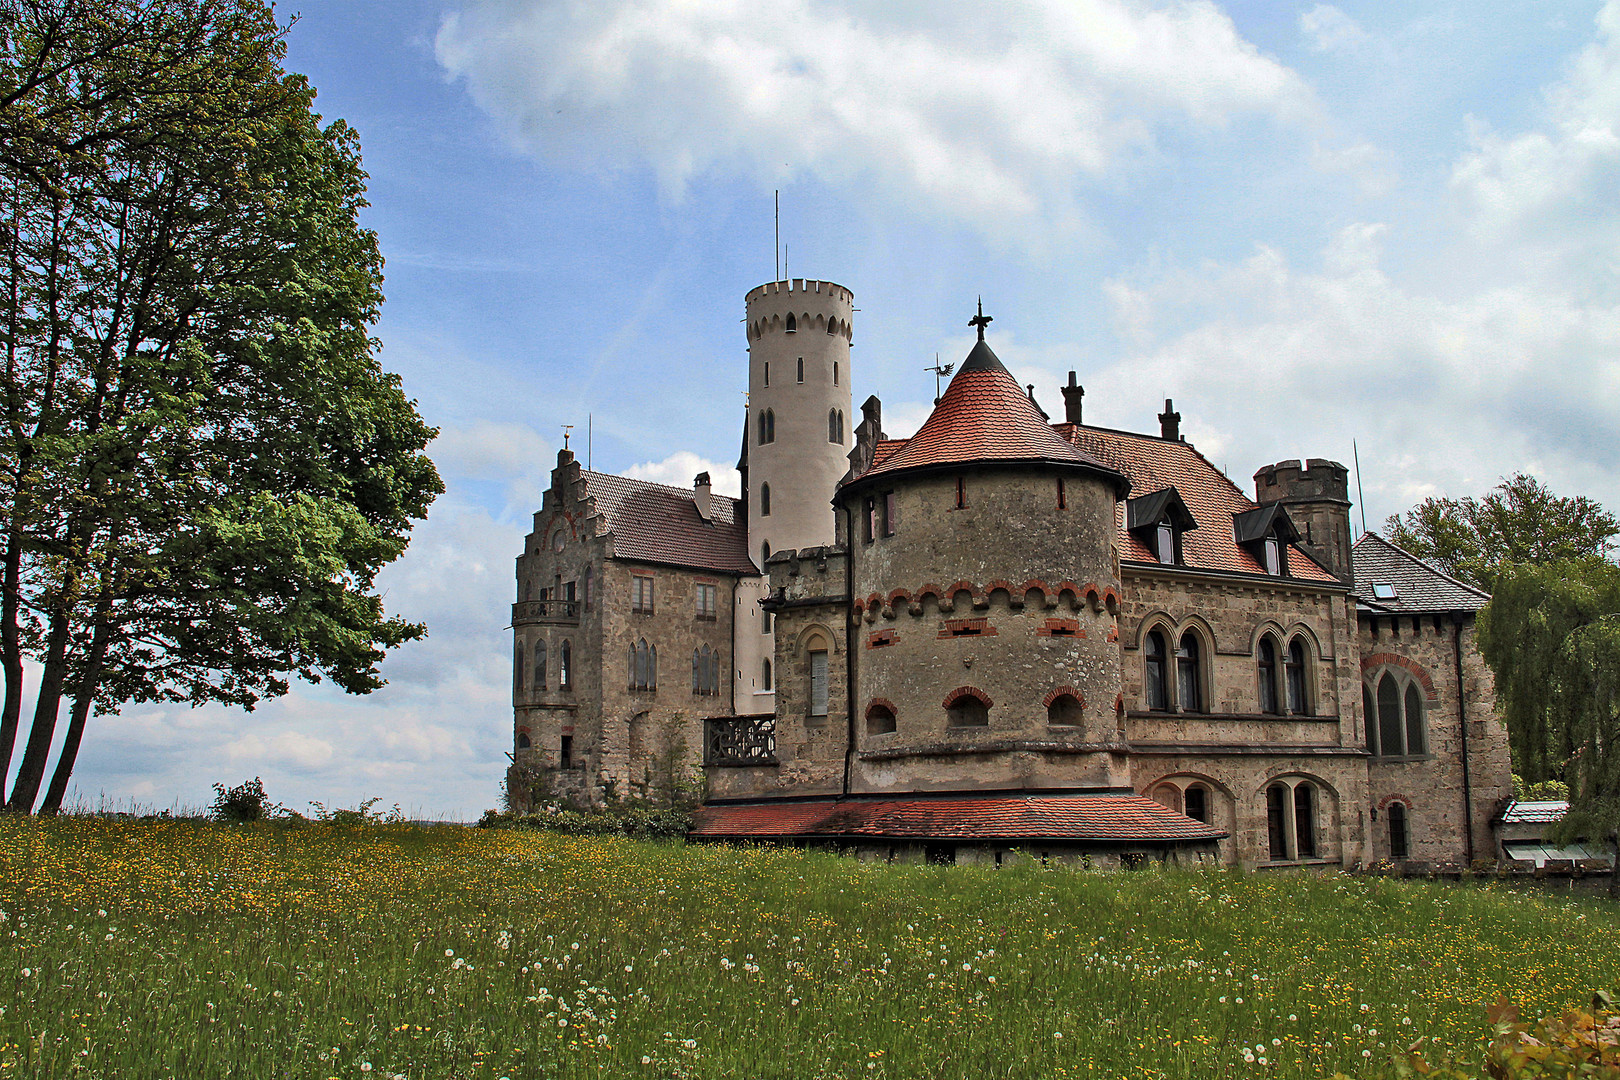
0 817 1614 1079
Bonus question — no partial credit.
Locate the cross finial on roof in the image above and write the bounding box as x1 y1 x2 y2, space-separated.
969 297 992 341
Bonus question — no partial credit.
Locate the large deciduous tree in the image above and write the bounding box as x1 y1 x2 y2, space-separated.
0 0 442 812
1383 473 1618 593
1478 558 1620 893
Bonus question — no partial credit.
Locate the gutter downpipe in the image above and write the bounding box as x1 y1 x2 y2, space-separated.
843 503 857 800
1452 611 1474 865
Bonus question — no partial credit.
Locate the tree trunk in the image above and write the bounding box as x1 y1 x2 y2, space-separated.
1611 835 1619 901
4 608 70 812
38 602 111 816
0 514 22 796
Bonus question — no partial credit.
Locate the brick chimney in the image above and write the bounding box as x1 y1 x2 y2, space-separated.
1158 399 1181 441
1062 371 1085 425
693 471 713 522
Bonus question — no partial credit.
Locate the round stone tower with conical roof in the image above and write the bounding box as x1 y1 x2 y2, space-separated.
744 280 854 564
836 308 1132 794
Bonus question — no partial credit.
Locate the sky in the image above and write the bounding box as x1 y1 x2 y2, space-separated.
23 0 1620 819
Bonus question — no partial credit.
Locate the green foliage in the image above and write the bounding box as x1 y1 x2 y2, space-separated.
477 803 693 840
1481 559 1620 890
307 796 403 825
1384 474 1618 592
0 0 442 812
1512 773 1572 801
209 776 278 822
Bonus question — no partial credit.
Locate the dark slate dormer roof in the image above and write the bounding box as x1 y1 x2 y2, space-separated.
1060 424 1341 584
580 471 758 575
1351 532 1490 613
1126 487 1198 533
851 338 1125 491
1232 503 1300 545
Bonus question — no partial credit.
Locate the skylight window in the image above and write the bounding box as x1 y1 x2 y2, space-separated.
1372 583 1397 600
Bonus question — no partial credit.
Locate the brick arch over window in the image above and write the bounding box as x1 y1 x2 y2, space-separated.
942 686 993 709
865 698 898 735
943 686 991 728
1358 653 1439 701
1042 685 1084 709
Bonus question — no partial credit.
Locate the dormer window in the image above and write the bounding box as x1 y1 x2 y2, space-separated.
1127 488 1197 566
1233 504 1300 578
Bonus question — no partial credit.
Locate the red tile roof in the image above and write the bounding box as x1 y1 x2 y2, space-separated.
689 792 1225 842
581 471 758 575
1058 425 1339 584
855 341 1121 486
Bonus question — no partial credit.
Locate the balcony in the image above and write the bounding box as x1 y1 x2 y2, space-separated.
705 714 777 766
512 599 580 626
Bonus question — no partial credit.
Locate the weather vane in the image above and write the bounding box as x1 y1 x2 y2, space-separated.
925 352 955 405
561 424 574 450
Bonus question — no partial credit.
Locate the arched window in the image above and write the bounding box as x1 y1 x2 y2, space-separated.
534 640 547 690
796 357 804 383
761 540 772 565
1377 673 1402 754
1176 632 1202 713
1285 637 1309 714
1144 630 1169 711
758 410 768 445
946 691 989 727
1150 783 1182 812
761 657 773 691
1266 783 1289 860
759 409 776 445
785 312 796 333
630 639 657 692
514 646 524 692
866 702 897 735
1294 782 1317 858
1047 693 1083 727
1363 685 1377 753
829 408 839 443
1388 802 1409 859
1257 636 1281 714
828 318 838 336
559 640 572 690
760 482 771 517
1184 784 1209 823
834 361 840 385
1405 683 1425 755
808 649 829 717
839 409 845 440
516 732 531 750
1367 669 1429 757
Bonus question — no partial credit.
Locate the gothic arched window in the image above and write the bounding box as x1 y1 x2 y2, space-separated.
760 483 771 517
1257 636 1281 714
1176 631 1202 713
559 640 572 690
785 312 796 333
1144 630 1169 712
534 640 546 690
1285 636 1309 714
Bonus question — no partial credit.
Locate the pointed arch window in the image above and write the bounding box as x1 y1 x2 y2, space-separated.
630 639 657 692
828 318 838 336
559 640 572 690
761 657 773 691
760 483 771 517
514 646 525 693
785 313 796 333
829 408 839 443
1257 636 1281 714
759 409 776 445
1266 777 1324 861
534 640 547 690
1176 632 1203 713
1366 669 1429 757
1144 630 1169 712
692 645 719 696
1285 637 1309 714
866 702 897 735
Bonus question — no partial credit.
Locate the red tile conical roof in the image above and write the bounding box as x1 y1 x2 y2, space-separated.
855 338 1123 488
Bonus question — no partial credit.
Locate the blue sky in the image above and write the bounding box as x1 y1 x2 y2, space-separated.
31 0 1620 818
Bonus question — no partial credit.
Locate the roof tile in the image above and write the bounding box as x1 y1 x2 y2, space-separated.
690 792 1225 842
581 471 758 575
1351 532 1490 612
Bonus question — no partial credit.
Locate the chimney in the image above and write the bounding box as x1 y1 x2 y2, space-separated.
693 472 713 522
1026 384 1049 420
1158 399 1181 441
1062 371 1085 425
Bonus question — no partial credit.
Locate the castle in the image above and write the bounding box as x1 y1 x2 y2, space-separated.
510 278 1513 869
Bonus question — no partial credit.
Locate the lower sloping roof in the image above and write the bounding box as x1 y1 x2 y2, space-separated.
689 792 1225 843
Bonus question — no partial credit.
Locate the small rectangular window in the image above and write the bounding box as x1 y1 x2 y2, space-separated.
882 492 897 537
1057 477 1066 510
863 497 876 543
1156 523 1176 565
1264 537 1281 576
632 575 655 613
695 583 717 620
809 651 829 716
560 735 573 768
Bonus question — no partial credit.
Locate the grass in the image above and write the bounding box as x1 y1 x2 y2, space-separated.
0 818 1615 1079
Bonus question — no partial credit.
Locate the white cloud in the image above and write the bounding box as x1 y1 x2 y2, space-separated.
624 450 742 497
1300 4 1372 54
436 0 1317 239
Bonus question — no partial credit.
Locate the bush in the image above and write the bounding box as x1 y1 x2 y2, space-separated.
477 803 691 840
308 797 403 825
1512 773 1572 801
210 778 278 822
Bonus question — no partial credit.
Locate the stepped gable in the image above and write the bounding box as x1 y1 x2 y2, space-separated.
1351 532 1490 612
581 471 758 575
855 339 1123 488
689 792 1225 842
1057 424 1339 584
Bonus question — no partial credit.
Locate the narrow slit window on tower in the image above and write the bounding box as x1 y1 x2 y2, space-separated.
955 476 966 509
834 361 840 384
797 358 804 383
760 482 771 517
1057 477 1066 509
764 361 769 387
829 408 840 443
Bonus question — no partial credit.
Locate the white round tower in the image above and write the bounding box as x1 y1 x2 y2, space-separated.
744 279 855 564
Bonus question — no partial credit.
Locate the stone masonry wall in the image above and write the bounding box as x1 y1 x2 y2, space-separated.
1357 611 1512 866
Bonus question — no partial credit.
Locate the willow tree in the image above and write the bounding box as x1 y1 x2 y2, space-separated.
1 0 441 812
1479 558 1620 889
